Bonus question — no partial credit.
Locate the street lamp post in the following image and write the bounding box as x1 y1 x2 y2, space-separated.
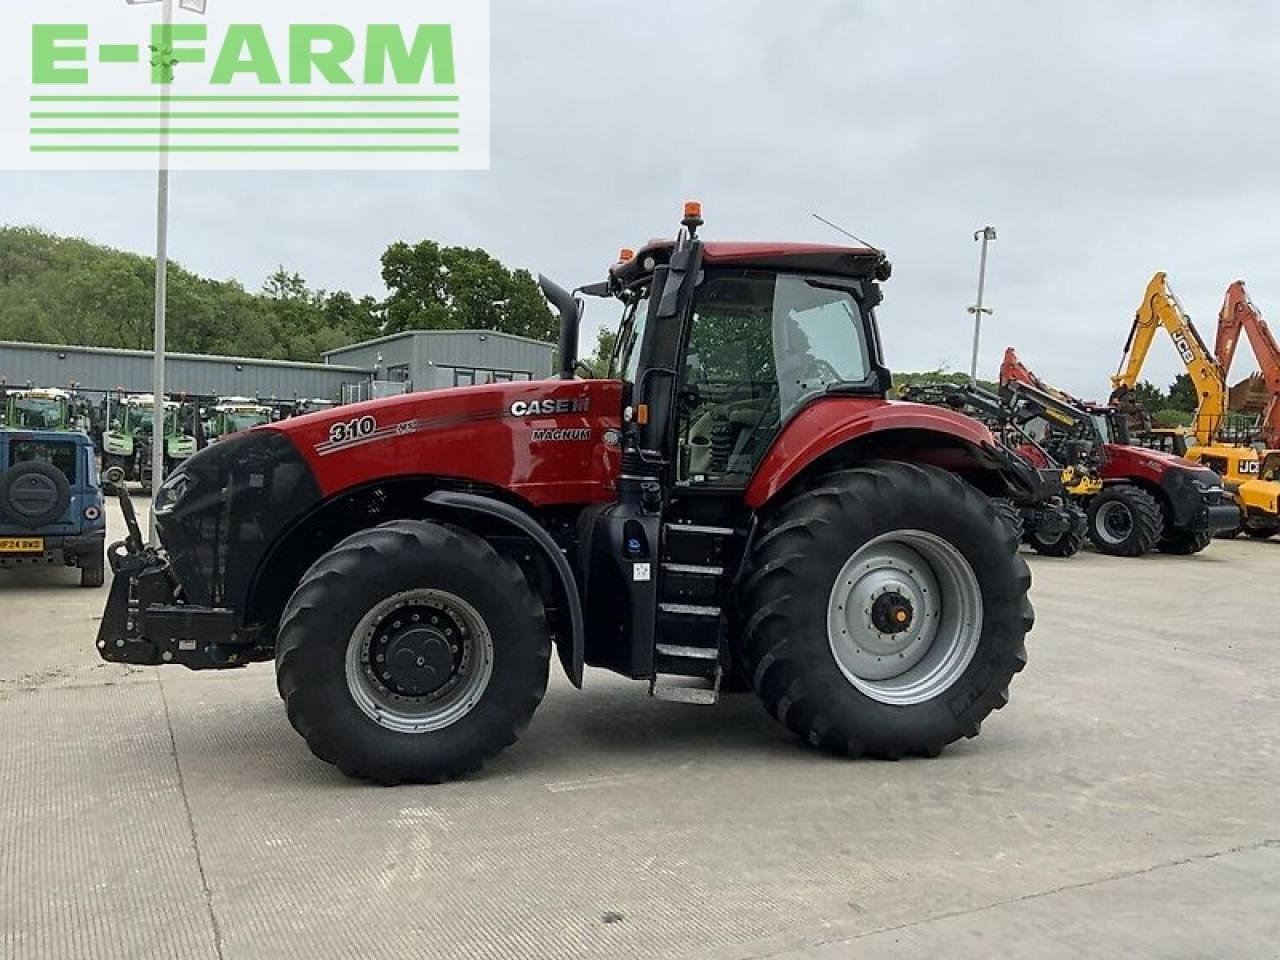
147 0 173 541
968 226 997 382
128 0 204 537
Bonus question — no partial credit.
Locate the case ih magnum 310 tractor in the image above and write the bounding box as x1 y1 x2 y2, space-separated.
99 206 1036 784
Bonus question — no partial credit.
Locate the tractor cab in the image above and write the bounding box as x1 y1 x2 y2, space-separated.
205 398 274 441
2 388 80 432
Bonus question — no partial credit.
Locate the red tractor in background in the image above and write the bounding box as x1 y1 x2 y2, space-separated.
99 206 1037 784
1000 349 1237 556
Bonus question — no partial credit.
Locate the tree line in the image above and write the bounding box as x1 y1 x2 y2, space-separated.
0 227 555 362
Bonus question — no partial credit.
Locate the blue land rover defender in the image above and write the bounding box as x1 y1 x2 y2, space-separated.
0 428 106 587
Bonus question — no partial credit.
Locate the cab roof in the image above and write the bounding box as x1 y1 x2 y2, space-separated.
610 239 890 289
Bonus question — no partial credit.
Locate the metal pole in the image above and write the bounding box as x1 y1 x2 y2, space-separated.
968 226 997 382
149 0 174 542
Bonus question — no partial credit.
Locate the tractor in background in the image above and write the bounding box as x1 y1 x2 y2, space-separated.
898 379 1093 556
101 394 199 493
203 397 275 442
1001 348 1238 556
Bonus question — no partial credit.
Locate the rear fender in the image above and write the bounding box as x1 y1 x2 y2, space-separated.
745 397 1031 508
424 490 585 688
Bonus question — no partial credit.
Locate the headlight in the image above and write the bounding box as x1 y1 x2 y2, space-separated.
154 471 195 516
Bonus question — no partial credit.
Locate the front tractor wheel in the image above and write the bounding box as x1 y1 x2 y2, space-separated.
275 520 551 784
740 462 1033 760
1086 485 1163 557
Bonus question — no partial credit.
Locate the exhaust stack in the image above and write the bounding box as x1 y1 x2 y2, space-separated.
539 275 582 381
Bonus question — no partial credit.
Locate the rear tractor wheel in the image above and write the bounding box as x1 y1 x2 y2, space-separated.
275 519 551 784
739 461 1033 760
1086 486 1163 557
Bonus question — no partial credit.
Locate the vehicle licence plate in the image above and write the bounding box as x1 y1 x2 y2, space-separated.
0 538 44 553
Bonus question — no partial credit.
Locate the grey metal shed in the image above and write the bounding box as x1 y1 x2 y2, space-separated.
0 340 372 402
323 329 554 392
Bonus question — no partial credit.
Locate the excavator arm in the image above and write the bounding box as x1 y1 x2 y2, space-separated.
1109 272 1227 446
1217 281 1280 449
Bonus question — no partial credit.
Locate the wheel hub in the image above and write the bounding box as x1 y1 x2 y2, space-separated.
1097 500 1133 544
378 622 458 697
870 591 914 635
345 590 494 734
826 531 983 705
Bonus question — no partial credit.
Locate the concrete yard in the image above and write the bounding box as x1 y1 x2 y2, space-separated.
1 499 1277 960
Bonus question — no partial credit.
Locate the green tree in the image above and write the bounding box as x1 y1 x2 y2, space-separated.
582 326 617 377
381 241 555 341
1128 380 1165 411
1167 373 1197 412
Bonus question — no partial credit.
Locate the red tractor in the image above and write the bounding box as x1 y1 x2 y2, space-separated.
99 206 1036 784
1000 349 1238 556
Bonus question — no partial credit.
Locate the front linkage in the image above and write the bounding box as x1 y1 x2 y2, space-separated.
97 491 240 670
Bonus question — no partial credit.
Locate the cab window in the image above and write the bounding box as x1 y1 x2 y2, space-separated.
611 290 651 383
676 270 874 486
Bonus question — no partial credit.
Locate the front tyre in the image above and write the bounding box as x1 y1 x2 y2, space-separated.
740 462 1033 760
275 519 551 784
1158 528 1213 555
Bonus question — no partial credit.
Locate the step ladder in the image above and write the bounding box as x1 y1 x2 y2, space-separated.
648 522 740 705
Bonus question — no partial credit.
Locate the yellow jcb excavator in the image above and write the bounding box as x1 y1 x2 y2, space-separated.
1110 272 1279 539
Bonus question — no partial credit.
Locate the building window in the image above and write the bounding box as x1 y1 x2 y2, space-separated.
387 364 411 384
453 368 475 387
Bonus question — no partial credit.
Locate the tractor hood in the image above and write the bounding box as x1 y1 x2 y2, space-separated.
151 379 621 609
1104 442 1206 475
262 379 621 505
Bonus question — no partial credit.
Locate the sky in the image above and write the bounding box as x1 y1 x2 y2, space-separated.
3 0 1279 398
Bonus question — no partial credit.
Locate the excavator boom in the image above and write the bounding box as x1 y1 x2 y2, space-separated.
1109 272 1227 446
1217 281 1280 449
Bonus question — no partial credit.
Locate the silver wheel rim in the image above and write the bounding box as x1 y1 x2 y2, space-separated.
344 589 494 734
826 530 983 706
1095 500 1133 545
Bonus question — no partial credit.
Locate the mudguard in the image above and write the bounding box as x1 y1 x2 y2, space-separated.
744 396 1023 508
425 490 585 688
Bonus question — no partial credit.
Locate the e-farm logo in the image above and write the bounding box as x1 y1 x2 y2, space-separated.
2 0 489 170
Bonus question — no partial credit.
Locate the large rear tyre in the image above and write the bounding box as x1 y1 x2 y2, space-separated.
1158 529 1213 555
1086 486 1163 557
275 519 551 784
739 462 1033 760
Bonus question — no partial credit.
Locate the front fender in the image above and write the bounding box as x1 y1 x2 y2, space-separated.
424 490 585 688
744 397 1009 508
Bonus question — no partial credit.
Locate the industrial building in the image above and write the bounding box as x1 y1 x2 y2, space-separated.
0 329 555 404
0 340 371 402
323 329 555 392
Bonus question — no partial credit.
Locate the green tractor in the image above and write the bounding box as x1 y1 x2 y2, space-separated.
204 397 275 442
1 387 90 433
101 395 198 492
